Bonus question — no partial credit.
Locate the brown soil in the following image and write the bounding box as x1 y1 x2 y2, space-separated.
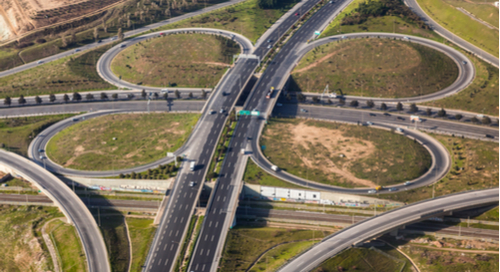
284 122 377 187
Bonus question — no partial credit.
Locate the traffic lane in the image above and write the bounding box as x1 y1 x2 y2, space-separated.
277 189 499 272
0 153 110 272
279 104 499 139
0 100 205 118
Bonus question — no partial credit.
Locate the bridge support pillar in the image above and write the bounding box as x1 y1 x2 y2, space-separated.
389 229 399 236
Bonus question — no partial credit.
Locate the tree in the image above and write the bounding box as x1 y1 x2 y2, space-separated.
297 93 306 102
3 96 11 107
63 94 70 103
101 92 108 100
141 89 147 99
471 117 479 123
112 93 118 100
163 93 168 100
381 103 387 110
86 93 94 100
73 92 81 101
127 94 134 99
410 103 418 112
366 100 374 108
482 116 491 125
18 95 26 105
153 92 159 99
93 27 99 41
102 18 107 33
35 96 42 104
175 90 180 99
350 100 359 107
426 108 432 116
201 89 207 99
188 92 193 99
61 34 68 48
338 98 345 105
70 30 76 45
396 102 403 112
49 94 56 103
455 114 463 120
118 28 124 40
437 108 446 117
312 96 320 103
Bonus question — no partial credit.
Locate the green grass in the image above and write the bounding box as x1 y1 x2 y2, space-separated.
111 33 239 88
46 113 199 171
181 215 204 272
445 0 499 27
220 226 331 272
422 57 499 116
96 215 130 272
127 218 156 272
4 177 33 188
0 114 76 156
0 44 115 99
378 133 499 203
0 205 63 271
154 0 300 42
314 246 410 272
290 38 458 98
474 206 499 221
416 0 499 57
260 118 431 188
250 240 318 271
47 219 87 272
243 159 308 189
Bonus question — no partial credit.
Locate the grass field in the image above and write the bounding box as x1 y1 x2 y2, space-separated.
154 0 300 42
0 205 63 271
127 218 156 272
97 216 129 272
445 0 499 27
474 207 499 222
0 44 115 99
243 159 308 189
220 226 331 272
290 38 458 98
0 114 76 156
378 134 499 203
46 218 87 272
111 34 239 88
260 118 431 188
313 247 411 272
416 0 499 57
46 113 199 171
422 57 499 116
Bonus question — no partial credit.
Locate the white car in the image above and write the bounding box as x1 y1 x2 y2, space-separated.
37 60 43 64
161 89 169 93
396 127 404 133
403 36 410 40
404 181 411 186
189 181 195 187
368 190 377 194
367 121 373 125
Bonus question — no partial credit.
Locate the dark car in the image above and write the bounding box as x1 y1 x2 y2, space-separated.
383 113 391 116
397 116 405 120
369 113 376 116
486 134 495 139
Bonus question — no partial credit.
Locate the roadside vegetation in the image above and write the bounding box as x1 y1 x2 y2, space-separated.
111 33 239 88
154 0 300 42
260 118 431 188
46 113 199 171
290 38 458 98
46 218 87 272
0 114 76 156
97 215 130 272
243 159 307 189
220 226 332 271
127 218 157 272
0 205 63 271
378 134 499 203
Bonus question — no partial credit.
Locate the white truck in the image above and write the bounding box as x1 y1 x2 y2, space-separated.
271 165 279 171
190 161 195 171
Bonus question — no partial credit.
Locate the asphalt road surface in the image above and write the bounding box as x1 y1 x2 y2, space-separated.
0 150 110 272
277 188 499 271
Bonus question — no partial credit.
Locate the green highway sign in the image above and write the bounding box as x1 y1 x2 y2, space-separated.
239 110 251 115
314 31 321 35
251 111 260 116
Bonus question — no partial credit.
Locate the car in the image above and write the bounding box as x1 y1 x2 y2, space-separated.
276 103 282 107
39 155 45 160
161 89 169 93
300 108 308 113
341 35 346 39
396 127 404 133
111 36 117 40
368 190 377 194
369 113 376 116
397 116 405 120
295 12 300 16
220 108 224 114
75 48 81 52
383 113 391 116
189 181 195 187
389 187 399 192
367 121 373 125
267 45 272 49
486 134 495 139
252 108 258 112
38 149 44 153
462 61 467 65
160 32 165 36
404 181 411 186
72 118 79 122
247 136 252 140
403 36 410 40
267 39 272 43
37 60 43 64
329 0 333 3
209 109 216 114
97 39 102 43
120 44 127 48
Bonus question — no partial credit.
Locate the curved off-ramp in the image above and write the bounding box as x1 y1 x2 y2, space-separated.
0 150 110 272
97 28 254 91
277 188 499 272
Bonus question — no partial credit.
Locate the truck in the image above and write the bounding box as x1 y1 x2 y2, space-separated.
266 87 274 99
190 161 196 171
375 186 383 191
410 115 421 122
271 165 279 171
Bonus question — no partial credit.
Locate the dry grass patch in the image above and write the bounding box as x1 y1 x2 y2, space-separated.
261 118 431 188
46 113 199 171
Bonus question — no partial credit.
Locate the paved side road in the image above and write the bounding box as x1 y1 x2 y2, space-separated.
277 188 499 272
0 150 110 272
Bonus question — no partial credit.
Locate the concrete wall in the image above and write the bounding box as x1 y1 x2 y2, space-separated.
62 176 173 193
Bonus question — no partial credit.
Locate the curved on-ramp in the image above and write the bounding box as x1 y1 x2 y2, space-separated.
277 188 499 272
97 28 254 91
0 150 110 272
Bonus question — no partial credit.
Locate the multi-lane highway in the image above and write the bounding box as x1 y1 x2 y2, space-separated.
277 188 499 271
0 150 110 272
404 0 499 67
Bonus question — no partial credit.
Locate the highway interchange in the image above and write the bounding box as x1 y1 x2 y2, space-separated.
0 0 498 271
